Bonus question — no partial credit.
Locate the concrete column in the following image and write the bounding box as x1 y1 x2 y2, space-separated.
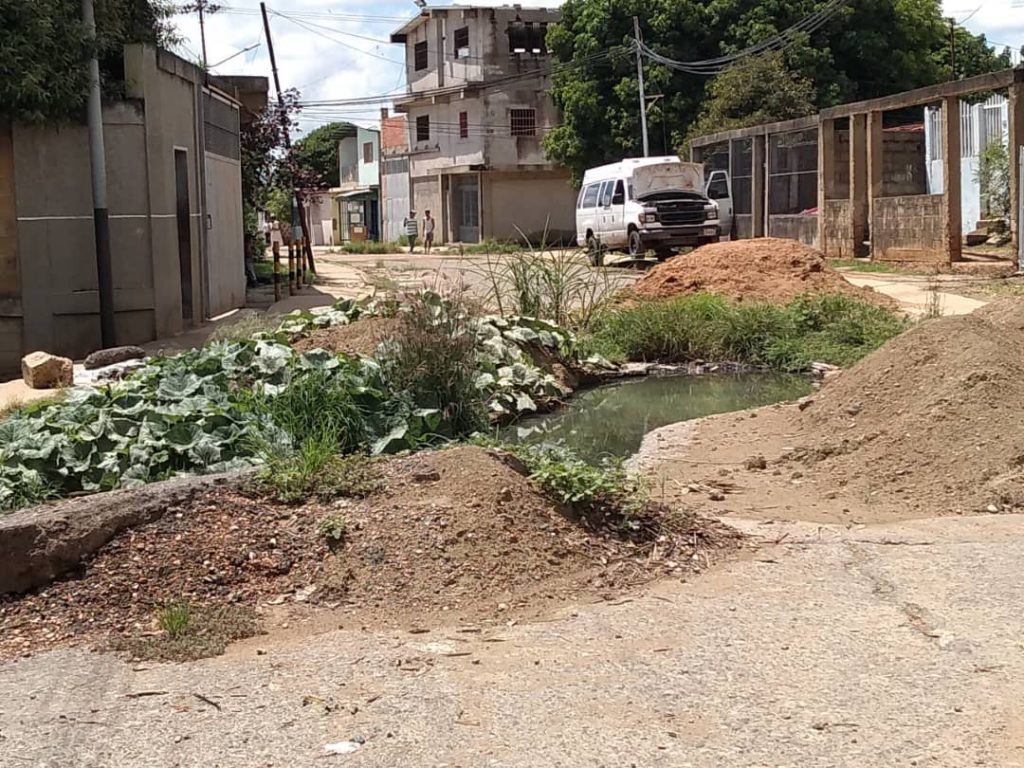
849 113 869 258
818 118 835 253
941 96 962 263
1008 75 1024 251
866 110 884 258
752 134 766 237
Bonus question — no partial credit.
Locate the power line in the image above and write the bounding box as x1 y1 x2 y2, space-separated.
275 12 405 66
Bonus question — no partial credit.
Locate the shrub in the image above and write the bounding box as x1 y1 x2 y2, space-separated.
378 291 489 437
157 601 193 639
317 513 348 545
583 293 906 370
255 445 386 504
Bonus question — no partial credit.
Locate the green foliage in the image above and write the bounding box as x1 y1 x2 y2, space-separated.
0 0 176 124
976 141 1011 220
337 241 402 254
257 446 385 504
546 0 1009 182
827 259 906 273
265 186 292 225
293 122 355 188
157 601 193 639
117 604 260 662
317 513 348 545
686 52 815 146
585 293 906 370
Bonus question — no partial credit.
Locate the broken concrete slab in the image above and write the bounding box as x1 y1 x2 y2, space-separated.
21 351 73 389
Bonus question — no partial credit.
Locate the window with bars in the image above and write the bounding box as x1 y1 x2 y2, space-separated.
363 142 374 164
459 111 469 139
453 26 470 59
416 115 430 142
507 21 547 54
510 108 536 137
414 41 428 71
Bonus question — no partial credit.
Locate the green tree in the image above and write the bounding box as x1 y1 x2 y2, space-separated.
686 52 815 145
0 0 176 124
292 122 357 188
545 0 1009 183
975 141 1010 220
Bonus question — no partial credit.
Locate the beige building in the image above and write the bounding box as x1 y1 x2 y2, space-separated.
389 5 576 244
0 46 251 374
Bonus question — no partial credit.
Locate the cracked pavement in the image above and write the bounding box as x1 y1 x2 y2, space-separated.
2 514 1023 766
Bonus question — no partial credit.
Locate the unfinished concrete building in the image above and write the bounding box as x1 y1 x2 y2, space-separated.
389 5 576 244
690 68 1024 267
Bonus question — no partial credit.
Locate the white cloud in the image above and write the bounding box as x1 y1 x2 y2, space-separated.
943 0 1024 49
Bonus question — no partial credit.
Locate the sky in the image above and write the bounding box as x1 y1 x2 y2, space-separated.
169 0 1024 136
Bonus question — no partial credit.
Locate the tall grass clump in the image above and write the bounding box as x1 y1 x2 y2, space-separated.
378 290 489 437
585 293 906 370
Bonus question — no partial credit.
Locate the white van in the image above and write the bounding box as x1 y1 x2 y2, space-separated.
576 156 724 262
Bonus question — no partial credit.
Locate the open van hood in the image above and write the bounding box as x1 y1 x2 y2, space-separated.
633 161 704 200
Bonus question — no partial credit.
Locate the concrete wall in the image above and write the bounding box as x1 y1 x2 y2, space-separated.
872 194 945 262
381 156 411 243
768 215 819 247
412 177 442 234
734 214 754 240
482 171 576 243
822 200 854 259
13 102 157 359
356 128 380 187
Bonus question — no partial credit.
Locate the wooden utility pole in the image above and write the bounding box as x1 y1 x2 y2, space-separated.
260 3 317 279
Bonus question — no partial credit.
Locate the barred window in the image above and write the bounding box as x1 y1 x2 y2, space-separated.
453 27 469 59
459 111 469 139
416 115 430 142
414 41 428 71
507 21 547 54
510 108 536 137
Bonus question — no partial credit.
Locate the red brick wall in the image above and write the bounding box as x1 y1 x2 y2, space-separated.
381 116 407 151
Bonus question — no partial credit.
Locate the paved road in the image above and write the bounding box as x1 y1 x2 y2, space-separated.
3 513 1023 767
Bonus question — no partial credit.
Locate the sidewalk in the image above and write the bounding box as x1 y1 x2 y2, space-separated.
842 272 989 316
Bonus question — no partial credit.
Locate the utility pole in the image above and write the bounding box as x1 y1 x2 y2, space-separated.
181 1 220 69
260 2 316 275
82 0 115 347
634 16 650 158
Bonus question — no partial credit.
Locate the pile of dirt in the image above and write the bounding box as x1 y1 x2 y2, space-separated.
631 238 895 306
0 447 735 659
784 299 1024 515
292 316 399 357
639 298 1024 523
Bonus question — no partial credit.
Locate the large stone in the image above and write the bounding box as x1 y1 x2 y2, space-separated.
83 345 146 370
21 351 73 389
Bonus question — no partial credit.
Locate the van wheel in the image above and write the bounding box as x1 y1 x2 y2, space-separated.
586 233 602 266
627 228 643 257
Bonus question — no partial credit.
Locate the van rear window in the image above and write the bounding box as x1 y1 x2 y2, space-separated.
579 183 601 208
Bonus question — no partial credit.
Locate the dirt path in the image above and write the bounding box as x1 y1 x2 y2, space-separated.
2 513 1022 766
841 272 989 316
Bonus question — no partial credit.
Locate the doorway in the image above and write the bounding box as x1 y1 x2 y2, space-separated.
174 149 193 322
453 175 480 243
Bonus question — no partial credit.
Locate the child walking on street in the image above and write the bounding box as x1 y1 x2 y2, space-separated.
423 210 435 253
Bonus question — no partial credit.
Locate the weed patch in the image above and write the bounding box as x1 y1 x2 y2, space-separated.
585 293 906 370
114 603 260 662
255 450 385 504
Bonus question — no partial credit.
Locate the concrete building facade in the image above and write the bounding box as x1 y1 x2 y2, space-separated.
0 45 250 374
389 5 576 244
690 68 1024 267
380 109 412 243
331 128 380 243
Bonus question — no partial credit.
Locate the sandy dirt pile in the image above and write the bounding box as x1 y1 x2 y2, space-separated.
291 317 399 357
631 238 895 306
638 298 1024 523
0 447 734 658
787 300 1024 515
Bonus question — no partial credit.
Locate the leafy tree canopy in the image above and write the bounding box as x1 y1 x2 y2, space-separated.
292 122 357 189
0 0 177 124
545 0 1011 183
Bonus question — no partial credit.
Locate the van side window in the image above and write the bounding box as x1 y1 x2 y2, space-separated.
611 180 625 205
600 181 614 207
580 183 600 208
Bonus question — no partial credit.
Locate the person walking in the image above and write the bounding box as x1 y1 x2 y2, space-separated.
404 210 419 253
422 209 435 253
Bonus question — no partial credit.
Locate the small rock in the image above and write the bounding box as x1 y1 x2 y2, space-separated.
744 455 768 471
21 351 73 389
498 487 513 503
497 602 509 611
83 345 145 370
708 490 726 501
412 467 441 483
797 397 814 411
986 504 999 514
845 403 863 416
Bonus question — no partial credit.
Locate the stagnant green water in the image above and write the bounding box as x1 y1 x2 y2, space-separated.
505 373 812 462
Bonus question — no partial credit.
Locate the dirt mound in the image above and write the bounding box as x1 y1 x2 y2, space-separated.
292 317 398 357
0 447 735 659
786 300 1024 515
640 298 1024 523
631 238 895 306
